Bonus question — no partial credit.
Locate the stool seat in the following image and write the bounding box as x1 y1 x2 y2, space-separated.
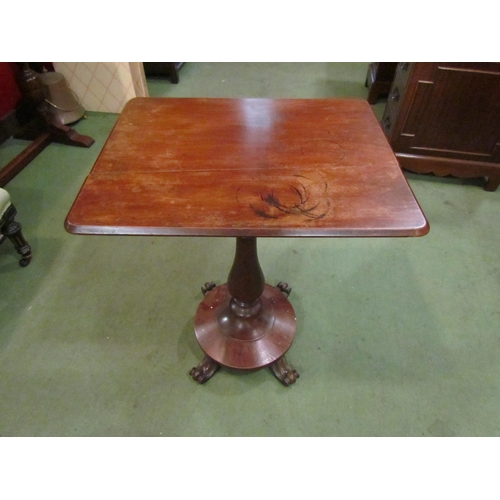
0 187 32 267
0 188 11 217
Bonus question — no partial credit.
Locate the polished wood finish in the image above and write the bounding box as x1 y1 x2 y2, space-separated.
192 281 297 383
227 236 264 303
66 97 428 386
191 237 298 385
66 98 428 238
382 62 500 191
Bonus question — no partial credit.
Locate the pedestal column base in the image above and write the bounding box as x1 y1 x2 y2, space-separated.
191 283 298 386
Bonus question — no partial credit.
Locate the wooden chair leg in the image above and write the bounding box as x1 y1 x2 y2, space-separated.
1 204 32 267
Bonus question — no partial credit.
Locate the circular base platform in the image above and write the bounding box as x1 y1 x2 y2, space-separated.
194 284 296 370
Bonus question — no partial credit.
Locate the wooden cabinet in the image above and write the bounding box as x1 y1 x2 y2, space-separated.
365 62 397 104
382 62 500 191
143 63 184 83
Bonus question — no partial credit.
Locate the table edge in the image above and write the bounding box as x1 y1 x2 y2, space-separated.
64 218 430 238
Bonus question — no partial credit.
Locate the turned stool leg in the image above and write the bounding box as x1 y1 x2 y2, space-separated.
1 204 32 267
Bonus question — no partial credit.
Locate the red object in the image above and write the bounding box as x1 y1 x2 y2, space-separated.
0 63 21 118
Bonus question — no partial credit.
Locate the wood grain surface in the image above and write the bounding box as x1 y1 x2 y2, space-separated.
65 98 429 237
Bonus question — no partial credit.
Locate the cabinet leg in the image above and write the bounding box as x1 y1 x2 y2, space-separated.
485 175 500 192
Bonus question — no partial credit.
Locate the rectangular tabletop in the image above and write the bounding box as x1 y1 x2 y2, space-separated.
65 98 429 237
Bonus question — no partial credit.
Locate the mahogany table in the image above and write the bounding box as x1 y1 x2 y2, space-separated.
65 97 429 386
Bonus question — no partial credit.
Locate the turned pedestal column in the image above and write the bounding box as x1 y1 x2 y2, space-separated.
190 237 299 386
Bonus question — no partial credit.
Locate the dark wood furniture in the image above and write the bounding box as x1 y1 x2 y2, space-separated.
143 63 184 84
0 64 94 188
381 62 500 191
65 97 428 386
365 63 397 104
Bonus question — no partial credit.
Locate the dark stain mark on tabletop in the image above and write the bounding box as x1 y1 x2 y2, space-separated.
237 174 331 221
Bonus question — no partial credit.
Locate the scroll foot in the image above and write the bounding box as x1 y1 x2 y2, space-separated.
190 355 221 384
277 281 292 297
269 356 299 386
201 281 217 296
49 123 95 148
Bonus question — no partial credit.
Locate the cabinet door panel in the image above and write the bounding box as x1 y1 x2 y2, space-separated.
409 65 500 161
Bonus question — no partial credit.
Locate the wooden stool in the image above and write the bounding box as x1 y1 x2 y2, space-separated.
0 188 32 267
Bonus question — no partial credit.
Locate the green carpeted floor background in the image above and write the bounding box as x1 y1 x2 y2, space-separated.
1 63 499 437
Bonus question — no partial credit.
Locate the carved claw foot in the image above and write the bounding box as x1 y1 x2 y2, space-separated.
190 355 221 384
201 281 217 296
269 356 299 386
277 281 292 297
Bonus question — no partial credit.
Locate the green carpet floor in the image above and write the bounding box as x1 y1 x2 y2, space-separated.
1 63 499 436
